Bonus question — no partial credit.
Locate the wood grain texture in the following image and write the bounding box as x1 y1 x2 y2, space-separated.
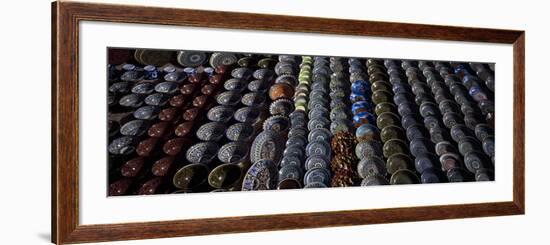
65 202 521 244
63 1 522 43
512 33 525 213
52 1 525 244
51 1 58 243
53 1 80 244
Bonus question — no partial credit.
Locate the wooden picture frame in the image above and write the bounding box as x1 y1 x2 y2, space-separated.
52 1 525 244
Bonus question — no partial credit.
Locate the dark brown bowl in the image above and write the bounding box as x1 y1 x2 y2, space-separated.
208 163 243 189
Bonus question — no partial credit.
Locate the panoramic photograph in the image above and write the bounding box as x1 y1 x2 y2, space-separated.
107 48 495 196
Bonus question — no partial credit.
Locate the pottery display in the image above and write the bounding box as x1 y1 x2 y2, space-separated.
107 49 495 196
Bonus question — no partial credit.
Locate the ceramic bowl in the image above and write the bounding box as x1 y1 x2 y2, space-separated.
173 163 210 190
185 142 219 165
196 122 226 142
208 163 243 189
218 142 249 163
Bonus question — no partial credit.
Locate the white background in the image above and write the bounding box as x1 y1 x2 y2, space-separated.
0 0 546 244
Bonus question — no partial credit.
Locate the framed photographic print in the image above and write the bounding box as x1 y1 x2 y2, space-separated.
52 1 525 244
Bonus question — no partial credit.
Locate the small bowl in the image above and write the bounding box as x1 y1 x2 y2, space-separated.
371 80 392 92
350 80 370 95
108 136 136 155
278 165 302 182
308 128 332 143
248 80 269 93
218 142 249 163
120 71 140 82
241 92 266 107
226 122 255 142
308 107 329 119
357 156 387 178
355 140 383 159
257 58 277 68
241 159 278 191
196 122 226 142
268 83 294 100
386 153 412 174
352 101 373 115
119 94 143 108
303 167 331 186
154 81 179 94
376 112 400 129
131 82 155 94
209 52 238 67
306 140 332 158
390 169 420 185
383 139 408 158
353 112 376 128
208 163 243 189
234 106 261 123
283 145 305 161
380 125 405 143
120 120 149 136
440 153 463 172
305 154 330 170
360 175 389 186
414 152 438 174
482 136 495 157
275 74 298 87
144 93 169 106
207 105 235 123
397 102 416 117
185 142 219 164
450 124 471 142
420 168 441 183
458 136 481 156
163 72 184 83
263 115 291 133
330 119 352 134
372 90 393 105
275 62 297 76
224 78 247 92
307 117 330 131
464 151 490 174
133 105 160 120
409 138 434 158
236 56 254 67
231 67 254 80
277 178 302 189
253 68 275 81
176 51 207 67
286 135 307 148
250 130 284 164
356 124 380 142
269 99 294 116
406 124 428 141
216 91 242 106
173 163 210 190
447 167 468 182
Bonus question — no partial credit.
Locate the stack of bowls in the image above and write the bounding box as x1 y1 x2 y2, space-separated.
469 63 495 93
354 59 390 186
108 51 228 195
452 63 495 127
302 57 333 188
328 57 358 187
277 56 313 189
243 55 299 191
397 60 445 183
382 60 421 185
435 62 494 181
